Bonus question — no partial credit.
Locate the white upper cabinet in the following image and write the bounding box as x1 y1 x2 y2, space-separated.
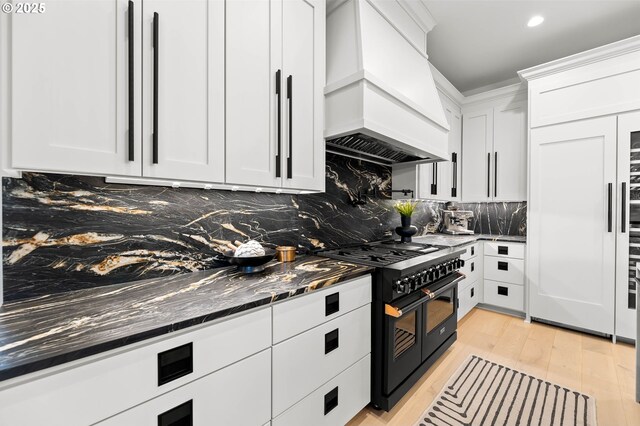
225 0 281 188
6 0 141 176
461 108 493 202
142 0 224 183
226 0 325 191
281 0 325 191
493 100 527 201
462 91 527 202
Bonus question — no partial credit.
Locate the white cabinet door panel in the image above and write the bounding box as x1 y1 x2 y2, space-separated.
281 0 325 191
10 0 141 176
142 0 224 182
493 101 527 201
462 108 493 202
529 116 617 335
226 0 281 187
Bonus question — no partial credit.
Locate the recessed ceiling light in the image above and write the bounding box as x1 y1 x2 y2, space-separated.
527 15 544 27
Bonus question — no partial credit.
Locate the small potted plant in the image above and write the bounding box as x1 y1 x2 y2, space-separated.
393 200 418 242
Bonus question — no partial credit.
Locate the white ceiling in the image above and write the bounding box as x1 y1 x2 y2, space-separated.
424 0 640 94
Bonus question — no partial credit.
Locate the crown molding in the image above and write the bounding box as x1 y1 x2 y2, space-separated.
397 0 437 34
462 82 527 108
429 63 464 106
518 34 640 81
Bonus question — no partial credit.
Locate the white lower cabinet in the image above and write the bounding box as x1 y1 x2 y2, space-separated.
0 307 272 426
483 280 524 312
272 304 371 416
458 280 481 321
98 349 271 426
272 354 371 426
0 275 373 426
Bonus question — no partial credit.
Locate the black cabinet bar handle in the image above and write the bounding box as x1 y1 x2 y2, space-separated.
497 261 509 271
494 152 498 197
287 75 293 179
128 1 134 161
158 400 193 426
622 182 627 233
325 329 339 354
435 163 438 194
498 286 509 296
275 70 282 178
451 152 457 198
498 246 508 255
487 153 491 198
431 163 436 195
325 292 340 316
608 182 613 232
324 387 339 415
158 343 193 386
152 12 159 164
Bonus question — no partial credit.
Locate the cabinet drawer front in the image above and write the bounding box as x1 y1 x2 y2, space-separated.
272 275 371 344
272 304 371 416
97 349 271 426
484 242 525 259
460 243 480 261
484 280 524 312
484 256 524 285
273 354 370 426
0 308 271 426
458 281 481 321
460 257 481 285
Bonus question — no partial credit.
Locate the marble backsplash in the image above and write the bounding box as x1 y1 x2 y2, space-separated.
2 153 526 301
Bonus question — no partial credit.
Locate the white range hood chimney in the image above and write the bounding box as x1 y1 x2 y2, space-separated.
325 0 449 164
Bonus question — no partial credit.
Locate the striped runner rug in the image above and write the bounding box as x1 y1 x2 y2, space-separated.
414 355 597 426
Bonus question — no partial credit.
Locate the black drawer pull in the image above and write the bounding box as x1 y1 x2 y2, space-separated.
158 343 193 386
324 386 339 415
325 292 340 316
325 329 339 354
471 287 475 298
497 286 509 296
498 246 508 255
497 261 509 271
158 400 192 426
471 246 475 256
471 262 475 272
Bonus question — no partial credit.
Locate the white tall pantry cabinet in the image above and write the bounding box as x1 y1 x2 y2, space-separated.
521 36 640 338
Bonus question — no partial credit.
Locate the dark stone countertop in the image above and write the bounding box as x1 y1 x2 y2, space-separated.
413 233 527 248
0 256 372 383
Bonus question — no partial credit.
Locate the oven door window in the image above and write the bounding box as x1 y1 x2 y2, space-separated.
426 287 455 334
394 310 417 359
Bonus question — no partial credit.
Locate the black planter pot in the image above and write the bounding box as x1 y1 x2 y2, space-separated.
396 215 417 243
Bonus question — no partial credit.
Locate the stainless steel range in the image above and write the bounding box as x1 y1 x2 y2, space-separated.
318 242 465 411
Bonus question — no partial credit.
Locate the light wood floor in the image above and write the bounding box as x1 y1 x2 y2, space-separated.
348 308 639 426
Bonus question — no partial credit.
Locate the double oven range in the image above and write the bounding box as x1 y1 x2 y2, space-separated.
319 241 465 411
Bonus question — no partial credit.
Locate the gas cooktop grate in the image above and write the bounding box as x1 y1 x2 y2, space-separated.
319 246 425 266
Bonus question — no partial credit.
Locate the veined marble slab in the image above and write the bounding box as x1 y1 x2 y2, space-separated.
0 256 371 382
413 233 526 247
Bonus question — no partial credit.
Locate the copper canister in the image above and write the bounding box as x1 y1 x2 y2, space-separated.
276 246 296 262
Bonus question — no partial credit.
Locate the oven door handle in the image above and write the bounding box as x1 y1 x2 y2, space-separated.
384 295 429 318
384 272 465 318
424 272 465 300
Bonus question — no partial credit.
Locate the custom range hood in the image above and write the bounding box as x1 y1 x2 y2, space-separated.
325 0 450 165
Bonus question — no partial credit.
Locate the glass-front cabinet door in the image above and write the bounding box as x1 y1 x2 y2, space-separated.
616 111 640 341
